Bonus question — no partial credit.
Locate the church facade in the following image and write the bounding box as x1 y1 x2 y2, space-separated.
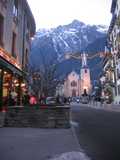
64 53 92 97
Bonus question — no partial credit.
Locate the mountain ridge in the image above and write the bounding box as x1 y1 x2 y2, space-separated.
30 20 107 81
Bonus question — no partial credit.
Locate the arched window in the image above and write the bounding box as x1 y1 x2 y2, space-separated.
71 81 77 87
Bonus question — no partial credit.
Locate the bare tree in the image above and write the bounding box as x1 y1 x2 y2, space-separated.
29 52 60 97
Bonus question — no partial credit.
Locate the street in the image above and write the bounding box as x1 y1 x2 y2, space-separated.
71 103 120 160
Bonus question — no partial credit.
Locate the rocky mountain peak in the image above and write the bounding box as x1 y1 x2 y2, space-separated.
30 20 108 81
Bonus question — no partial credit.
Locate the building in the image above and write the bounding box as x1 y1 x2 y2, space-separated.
0 0 36 108
64 71 80 97
64 53 91 97
56 83 64 97
105 0 120 103
80 53 91 95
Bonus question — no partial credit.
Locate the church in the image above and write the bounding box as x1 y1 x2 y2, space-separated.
64 53 92 97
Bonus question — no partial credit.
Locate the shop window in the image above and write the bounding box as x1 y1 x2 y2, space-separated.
0 14 4 47
71 81 77 87
3 71 12 100
12 32 17 58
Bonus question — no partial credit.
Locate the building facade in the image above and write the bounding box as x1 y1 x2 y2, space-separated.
64 53 91 97
104 0 120 103
80 53 91 95
64 71 80 97
0 0 36 108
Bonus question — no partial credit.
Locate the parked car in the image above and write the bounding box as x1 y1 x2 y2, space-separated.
46 97 56 105
80 95 89 104
76 97 80 103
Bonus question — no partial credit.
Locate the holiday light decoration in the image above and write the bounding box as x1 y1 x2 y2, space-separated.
0 47 21 70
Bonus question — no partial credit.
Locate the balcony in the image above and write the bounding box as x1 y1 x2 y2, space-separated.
116 15 120 26
108 14 117 34
104 79 115 88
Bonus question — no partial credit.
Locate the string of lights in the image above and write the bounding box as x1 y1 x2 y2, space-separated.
65 51 111 60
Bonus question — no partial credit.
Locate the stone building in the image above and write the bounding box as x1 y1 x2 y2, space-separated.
64 53 91 97
64 71 80 97
80 53 91 95
0 0 36 108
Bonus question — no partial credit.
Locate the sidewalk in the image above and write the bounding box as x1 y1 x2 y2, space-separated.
0 127 90 160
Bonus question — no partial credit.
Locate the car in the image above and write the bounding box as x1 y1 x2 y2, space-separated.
76 97 80 103
80 96 89 104
46 97 56 105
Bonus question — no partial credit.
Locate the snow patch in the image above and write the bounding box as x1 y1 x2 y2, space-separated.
97 25 108 33
70 121 79 127
52 37 58 52
58 35 70 49
49 151 90 160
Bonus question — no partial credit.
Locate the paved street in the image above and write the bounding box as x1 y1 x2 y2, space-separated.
71 104 120 160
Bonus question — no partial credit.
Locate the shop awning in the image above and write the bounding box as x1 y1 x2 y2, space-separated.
0 56 23 77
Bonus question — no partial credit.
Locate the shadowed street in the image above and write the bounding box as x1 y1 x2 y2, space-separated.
71 105 120 160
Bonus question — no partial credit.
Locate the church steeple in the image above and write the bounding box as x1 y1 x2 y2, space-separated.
81 53 88 68
80 53 91 94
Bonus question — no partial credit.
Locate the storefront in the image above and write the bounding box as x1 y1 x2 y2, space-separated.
0 47 26 109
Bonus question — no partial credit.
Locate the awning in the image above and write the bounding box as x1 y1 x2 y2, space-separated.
0 56 23 77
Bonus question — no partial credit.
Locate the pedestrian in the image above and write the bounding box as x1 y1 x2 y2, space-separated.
10 90 17 105
29 94 37 105
56 95 60 104
23 91 30 105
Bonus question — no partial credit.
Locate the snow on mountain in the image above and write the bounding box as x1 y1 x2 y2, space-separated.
96 25 108 33
30 20 107 80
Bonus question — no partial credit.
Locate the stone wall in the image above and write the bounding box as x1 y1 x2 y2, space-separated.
4 105 70 128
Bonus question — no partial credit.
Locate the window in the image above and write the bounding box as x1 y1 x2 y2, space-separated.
26 23 30 42
13 0 18 17
85 69 87 73
118 85 120 95
0 14 4 47
12 32 16 58
25 48 28 66
117 68 120 79
71 81 77 87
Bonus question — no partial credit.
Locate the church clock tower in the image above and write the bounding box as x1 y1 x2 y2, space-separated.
80 53 91 95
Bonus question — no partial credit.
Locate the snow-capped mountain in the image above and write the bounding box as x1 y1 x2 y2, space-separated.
30 20 107 81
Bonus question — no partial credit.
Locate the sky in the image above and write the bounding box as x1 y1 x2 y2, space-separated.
27 0 112 31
